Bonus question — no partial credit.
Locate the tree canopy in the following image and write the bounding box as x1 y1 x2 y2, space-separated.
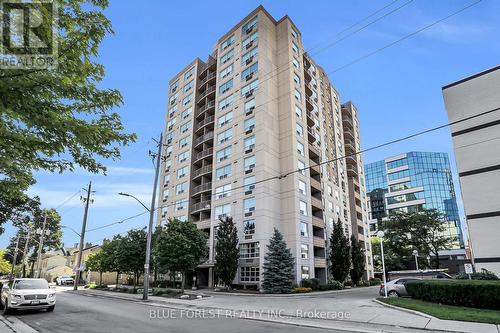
214 217 239 288
350 235 365 284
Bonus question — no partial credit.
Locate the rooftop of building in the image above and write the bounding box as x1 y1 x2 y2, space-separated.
442 64 500 90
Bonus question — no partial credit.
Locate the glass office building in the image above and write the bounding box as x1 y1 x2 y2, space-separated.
365 152 464 248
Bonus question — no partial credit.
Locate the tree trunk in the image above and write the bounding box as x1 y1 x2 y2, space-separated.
99 271 102 286
133 272 137 287
29 260 35 278
181 272 185 293
116 271 120 285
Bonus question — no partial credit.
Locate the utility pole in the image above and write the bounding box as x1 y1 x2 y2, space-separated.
74 181 93 290
143 132 163 301
35 213 49 279
21 229 31 278
10 236 20 278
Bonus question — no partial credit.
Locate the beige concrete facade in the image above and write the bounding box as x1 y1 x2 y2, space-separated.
158 6 373 287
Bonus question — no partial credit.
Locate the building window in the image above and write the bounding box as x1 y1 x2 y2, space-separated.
301 244 309 259
244 135 255 150
184 67 194 80
220 64 234 79
240 266 259 282
242 32 258 49
170 80 179 93
179 136 190 148
178 151 189 163
175 182 187 195
215 184 232 199
244 219 255 235
244 176 255 192
166 116 177 129
216 146 232 162
293 73 301 85
242 47 258 64
241 80 259 96
177 215 188 222
242 15 258 33
241 62 258 80
291 28 298 39
175 200 186 211
244 99 256 114
183 80 193 92
293 58 300 69
298 160 306 175
244 117 255 132
219 94 234 111
181 107 192 119
294 89 301 102
292 41 299 54
180 121 191 133
219 79 233 94
299 180 306 195
300 222 308 237
297 141 305 156
177 166 188 179
244 155 255 171
295 105 303 119
216 164 232 180
220 49 234 64
215 203 231 220
240 242 259 258
218 111 233 127
243 197 255 213
301 266 310 280
165 159 171 171
296 123 303 137
163 174 170 186
217 128 233 144
299 200 307 216
182 94 193 106
221 35 235 51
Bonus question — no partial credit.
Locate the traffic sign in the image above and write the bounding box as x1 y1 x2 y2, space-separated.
464 263 473 274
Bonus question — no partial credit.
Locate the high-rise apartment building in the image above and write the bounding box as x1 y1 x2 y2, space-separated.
365 152 464 249
442 66 500 276
158 6 373 287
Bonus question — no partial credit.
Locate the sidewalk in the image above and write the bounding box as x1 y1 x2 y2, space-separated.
70 288 500 333
0 315 37 333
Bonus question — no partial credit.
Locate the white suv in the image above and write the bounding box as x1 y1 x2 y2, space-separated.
1 278 56 314
55 275 74 286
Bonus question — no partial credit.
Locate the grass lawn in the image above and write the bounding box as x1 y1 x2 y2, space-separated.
379 297 500 325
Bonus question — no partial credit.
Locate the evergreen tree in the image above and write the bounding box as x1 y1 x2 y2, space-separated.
329 219 351 282
350 235 365 284
214 217 239 287
262 228 295 294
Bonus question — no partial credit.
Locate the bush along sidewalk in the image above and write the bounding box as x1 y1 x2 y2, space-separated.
405 279 500 310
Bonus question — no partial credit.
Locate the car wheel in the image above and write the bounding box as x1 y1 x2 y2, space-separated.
388 290 399 297
47 305 55 312
1 299 11 315
0 298 4 310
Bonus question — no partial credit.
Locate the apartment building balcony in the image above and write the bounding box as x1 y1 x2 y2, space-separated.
194 115 215 133
196 219 211 230
192 164 212 181
345 154 357 166
310 195 323 210
305 97 315 111
191 200 211 214
314 257 327 268
342 115 354 128
196 86 216 105
195 101 215 119
312 216 324 228
306 112 315 128
193 148 213 164
313 236 325 248
192 182 212 196
344 139 356 153
346 164 358 177
309 144 320 160
198 57 217 78
343 127 355 140
310 177 321 193
193 131 214 149
199 72 216 88
309 163 320 176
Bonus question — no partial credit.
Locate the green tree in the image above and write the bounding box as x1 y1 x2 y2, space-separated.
262 228 295 294
214 217 239 288
329 219 350 282
0 0 136 235
350 235 365 284
0 249 12 274
100 237 123 285
153 219 207 293
85 252 104 285
384 209 457 269
116 229 147 286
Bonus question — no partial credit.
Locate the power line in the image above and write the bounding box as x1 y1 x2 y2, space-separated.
54 189 81 210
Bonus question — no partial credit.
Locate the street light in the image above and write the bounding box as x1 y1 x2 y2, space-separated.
118 192 153 301
377 230 388 298
412 249 419 271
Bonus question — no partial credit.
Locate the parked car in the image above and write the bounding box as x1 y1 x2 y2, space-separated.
1 278 56 314
379 277 421 297
55 275 74 286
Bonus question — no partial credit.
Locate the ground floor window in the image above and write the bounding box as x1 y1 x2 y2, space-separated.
240 266 260 282
301 266 310 279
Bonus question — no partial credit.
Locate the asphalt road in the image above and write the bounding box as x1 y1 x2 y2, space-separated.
10 290 351 333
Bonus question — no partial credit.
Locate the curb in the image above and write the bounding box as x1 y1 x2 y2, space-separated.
0 315 38 333
372 299 434 319
204 286 379 298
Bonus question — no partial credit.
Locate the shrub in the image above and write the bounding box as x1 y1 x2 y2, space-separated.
301 279 315 289
456 272 499 280
344 281 353 287
357 280 370 287
369 278 381 286
88 283 97 289
405 280 500 310
294 287 313 293
327 280 344 290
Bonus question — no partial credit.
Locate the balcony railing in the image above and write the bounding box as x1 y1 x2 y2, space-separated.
191 200 211 213
192 182 212 196
313 236 325 248
314 257 327 268
199 72 216 86
194 148 213 162
193 131 214 148
312 216 324 228
311 196 323 209
197 86 216 103
194 115 215 132
196 101 215 118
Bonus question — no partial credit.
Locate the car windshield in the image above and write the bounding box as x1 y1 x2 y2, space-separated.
13 279 49 290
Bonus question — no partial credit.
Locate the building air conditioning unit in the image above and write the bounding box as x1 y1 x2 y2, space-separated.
245 41 253 49
245 73 253 81
245 26 253 34
245 57 253 65
245 90 254 98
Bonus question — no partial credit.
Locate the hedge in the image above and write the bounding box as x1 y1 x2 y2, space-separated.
405 280 500 310
294 287 312 293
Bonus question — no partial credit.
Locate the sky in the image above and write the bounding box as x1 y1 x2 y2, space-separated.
1 0 499 248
